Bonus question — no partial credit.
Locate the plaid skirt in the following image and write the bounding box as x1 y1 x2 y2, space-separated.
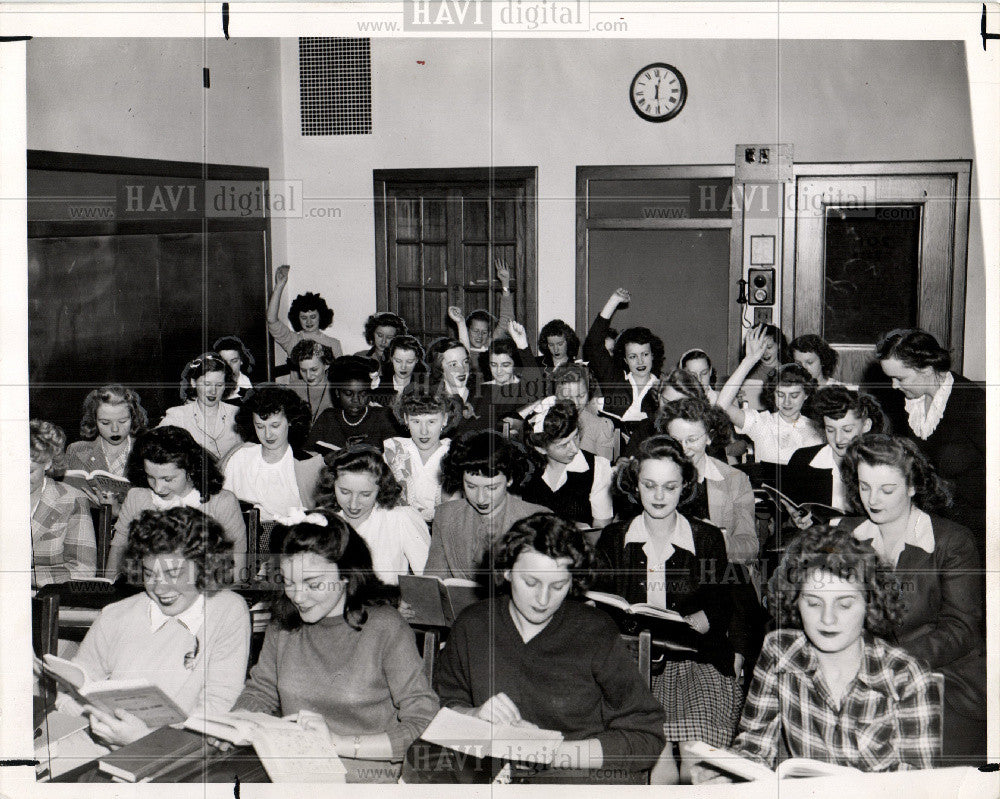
652 659 743 747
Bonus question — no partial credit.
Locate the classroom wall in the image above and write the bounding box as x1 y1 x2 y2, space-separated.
25 37 984 378
274 37 983 377
26 37 289 269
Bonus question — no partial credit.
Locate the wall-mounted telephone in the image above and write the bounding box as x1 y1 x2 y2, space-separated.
747 268 775 305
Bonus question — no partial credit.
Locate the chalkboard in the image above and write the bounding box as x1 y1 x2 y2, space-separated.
27 152 271 438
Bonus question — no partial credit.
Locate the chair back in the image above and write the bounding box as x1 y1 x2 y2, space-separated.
32 592 60 657
91 503 113 574
420 629 439 685
611 427 622 462
241 503 262 579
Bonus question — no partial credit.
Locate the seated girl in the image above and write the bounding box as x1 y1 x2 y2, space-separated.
370 335 426 411
314 446 430 585
595 435 740 784
213 334 256 403
446 258 515 365
267 263 343 358
54 507 250 757
424 431 546 581
425 337 489 437
423 512 666 784
356 312 408 383
287 339 335 430
65 384 148 508
383 387 462 523
549 364 615 461
159 352 243 461
726 524 940 773
537 318 581 375
30 420 96 586
839 433 986 764
482 322 542 416
717 326 823 465
223 386 324 522
307 355 397 451
582 288 664 432
678 349 719 404
738 323 788 411
106 426 246 581
790 333 851 389
232 510 438 783
520 399 613 535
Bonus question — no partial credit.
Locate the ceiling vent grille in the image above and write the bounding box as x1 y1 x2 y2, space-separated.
299 37 372 136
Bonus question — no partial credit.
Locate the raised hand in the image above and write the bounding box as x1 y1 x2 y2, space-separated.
495 258 511 289
275 264 290 285
447 305 465 324
743 325 769 363
508 320 528 349
610 287 631 306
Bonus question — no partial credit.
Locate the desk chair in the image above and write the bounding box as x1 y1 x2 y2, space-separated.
32 593 60 657
420 629 439 685
90 503 113 575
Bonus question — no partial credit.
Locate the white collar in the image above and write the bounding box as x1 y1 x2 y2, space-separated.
809 445 837 469
149 487 202 510
904 371 954 440
542 449 589 490
625 372 657 394
623 512 696 555
699 456 725 483
852 507 935 559
147 593 205 634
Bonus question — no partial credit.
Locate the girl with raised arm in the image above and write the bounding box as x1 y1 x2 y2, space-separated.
267 264 343 358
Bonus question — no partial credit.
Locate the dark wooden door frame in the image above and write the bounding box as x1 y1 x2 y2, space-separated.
373 167 538 341
575 164 742 372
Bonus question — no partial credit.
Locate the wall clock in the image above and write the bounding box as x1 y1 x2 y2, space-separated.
629 63 687 122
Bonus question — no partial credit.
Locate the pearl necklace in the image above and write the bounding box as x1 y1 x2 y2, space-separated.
342 407 369 427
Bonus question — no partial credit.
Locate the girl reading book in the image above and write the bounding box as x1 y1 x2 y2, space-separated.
232 510 438 782
51 507 250 758
422 512 665 784
594 435 739 784
725 524 941 774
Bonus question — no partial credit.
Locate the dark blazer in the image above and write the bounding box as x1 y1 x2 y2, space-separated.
838 513 986 723
594 515 735 677
880 374 985 547
784 443 835 507
583 315 658 432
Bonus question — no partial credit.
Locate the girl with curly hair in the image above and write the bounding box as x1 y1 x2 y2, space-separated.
790 333 845 388
595 435 739 784
424 431 546 580
267 263 343 358
159 352 244 461
53 507 249 756
65 384 148 507
717 326 823 464
30 420 96 586
383 387 462 523
213 334 256 403
314 446 429 585
582 288 665 432
723 524 941 775
416 512 666 784
356 311 408 377
106 426 246 579
233 509 438 782
838 433 985 764
424 337 490 437
287 339 336 429
520 399 614 533
537 318 581 371
223 385 325 522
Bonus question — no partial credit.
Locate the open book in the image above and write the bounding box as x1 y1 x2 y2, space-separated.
62 468 131 496
399 575 482 627
34 654 187 728
584 591 688 623
755 483 842 522
687 741 862 780
184 711 346 783
421 707 564 764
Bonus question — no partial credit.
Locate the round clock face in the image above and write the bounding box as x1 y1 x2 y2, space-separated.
630 63 687 122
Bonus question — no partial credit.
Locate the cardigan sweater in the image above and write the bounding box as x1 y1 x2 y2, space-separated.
435 596 665 773
234 606 439 780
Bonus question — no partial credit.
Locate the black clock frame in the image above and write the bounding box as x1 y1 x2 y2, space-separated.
629 62 687 123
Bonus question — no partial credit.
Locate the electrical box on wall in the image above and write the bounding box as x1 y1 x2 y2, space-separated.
747 268 775 305
734 143 794 183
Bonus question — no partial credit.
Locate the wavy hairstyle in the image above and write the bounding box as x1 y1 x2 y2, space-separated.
127 426 223 503
441 430 534 495
122 506 228 591
393 384 463 433
179 353 236 402
489 512 596 596
213 335 256 376
363 312 408 347
487 335 522 365
614 434 698 509
537 319 581 367
658 368 708 404
811 386 889 434
270 509 398 631
425 337 472 389
235 385 312 459
768 523 903 636
613 327 665 377
30 419 67 469
840 433 952 514
314 445 405 511
790 334 838 380
78 384 149 441
874 328 951 373
655 397 734 449
551 363 599 402
387 335 426 367
760 363 819 415
288 291 334 332
289 339 335 375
